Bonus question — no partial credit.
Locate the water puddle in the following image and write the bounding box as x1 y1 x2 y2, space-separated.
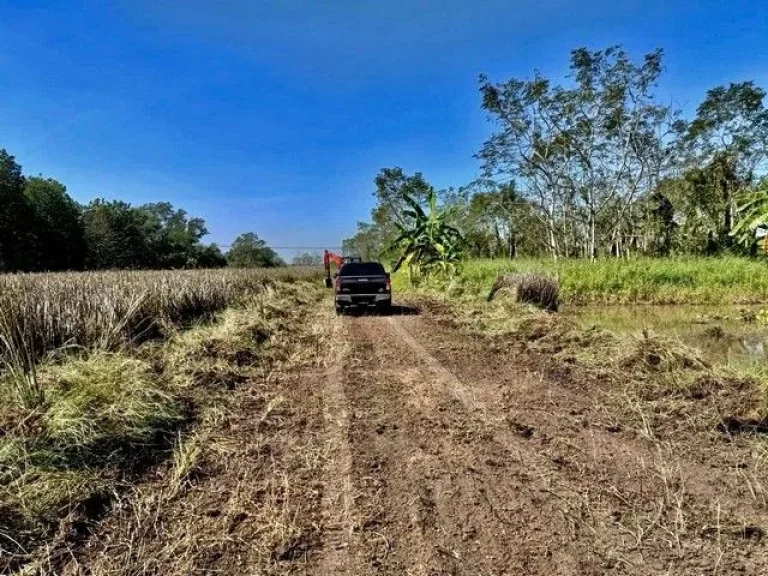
565 305 768 371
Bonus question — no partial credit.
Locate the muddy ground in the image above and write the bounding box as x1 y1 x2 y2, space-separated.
54 300 768 575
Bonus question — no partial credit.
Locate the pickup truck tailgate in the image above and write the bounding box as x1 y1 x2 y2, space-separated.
338 276 388 293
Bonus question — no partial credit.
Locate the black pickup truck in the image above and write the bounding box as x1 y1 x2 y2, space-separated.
334 261 391 314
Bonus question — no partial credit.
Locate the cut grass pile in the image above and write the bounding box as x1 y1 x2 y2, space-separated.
487 273 560 311
427 257 768 305
0 353 181 567
42 355 182 454
0 277 324 573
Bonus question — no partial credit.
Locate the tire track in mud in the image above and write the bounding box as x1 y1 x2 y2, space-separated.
317 321 354 576
341 315 592 576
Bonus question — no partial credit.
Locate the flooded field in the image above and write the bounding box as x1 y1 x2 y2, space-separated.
567 305 768 371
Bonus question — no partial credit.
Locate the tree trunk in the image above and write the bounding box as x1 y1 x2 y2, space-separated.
589 209 597 261
722 176 733 249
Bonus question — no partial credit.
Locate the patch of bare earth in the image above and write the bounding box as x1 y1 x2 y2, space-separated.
396 309 768 574
323 315 598 575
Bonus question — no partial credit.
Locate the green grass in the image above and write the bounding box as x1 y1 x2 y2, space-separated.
427 257 768 304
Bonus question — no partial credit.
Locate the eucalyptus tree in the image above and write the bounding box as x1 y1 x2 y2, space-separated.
479 46 679 259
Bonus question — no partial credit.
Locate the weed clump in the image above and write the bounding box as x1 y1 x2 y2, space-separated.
488 273 560 311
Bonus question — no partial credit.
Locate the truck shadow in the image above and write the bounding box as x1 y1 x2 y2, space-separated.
341 304 420 317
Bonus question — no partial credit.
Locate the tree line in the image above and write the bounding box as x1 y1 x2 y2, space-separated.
0 149 283 271
344 46 768 261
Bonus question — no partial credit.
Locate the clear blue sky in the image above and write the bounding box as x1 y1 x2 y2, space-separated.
1 1 767 253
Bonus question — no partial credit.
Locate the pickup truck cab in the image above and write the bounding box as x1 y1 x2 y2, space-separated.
334 261 391 314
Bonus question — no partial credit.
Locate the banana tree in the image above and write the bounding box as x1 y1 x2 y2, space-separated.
391 189 464 281
732 181 768 248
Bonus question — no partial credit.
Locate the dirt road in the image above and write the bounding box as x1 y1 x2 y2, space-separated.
63 304 768 575
307 311 768 575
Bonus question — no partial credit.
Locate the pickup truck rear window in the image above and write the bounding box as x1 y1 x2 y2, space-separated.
339 262 386 276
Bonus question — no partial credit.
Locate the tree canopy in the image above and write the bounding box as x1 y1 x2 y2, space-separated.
226 233 284 268
345 46 768 261
0 147 269 271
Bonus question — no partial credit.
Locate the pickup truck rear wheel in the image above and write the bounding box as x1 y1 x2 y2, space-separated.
335 305 344 315
376 301 391 315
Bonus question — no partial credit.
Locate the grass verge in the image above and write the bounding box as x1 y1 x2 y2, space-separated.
58 280 334 576
0 279 324 574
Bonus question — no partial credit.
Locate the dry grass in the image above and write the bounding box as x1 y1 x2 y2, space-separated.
411 287 768 572
487 272 560 311
0 275 326 574
0 268 320 383
54 282 333 576
427 289 768 436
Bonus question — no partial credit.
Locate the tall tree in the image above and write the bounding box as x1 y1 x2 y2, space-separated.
342 222 384 260
193 243 228 268
138 202 210 268
0 150 38 271
226 233 283 268
372 167 434 228
82 200 150 269
343 168 437 261
479 46 679 259
24 177 86 270
680 82 768 250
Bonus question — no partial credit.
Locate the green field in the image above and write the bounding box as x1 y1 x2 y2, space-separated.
417 257 768 305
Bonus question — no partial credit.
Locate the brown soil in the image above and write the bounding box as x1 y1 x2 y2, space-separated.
54 301 768 575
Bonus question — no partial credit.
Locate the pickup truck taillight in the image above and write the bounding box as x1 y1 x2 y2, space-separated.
385 278 391 292
335 276 341 291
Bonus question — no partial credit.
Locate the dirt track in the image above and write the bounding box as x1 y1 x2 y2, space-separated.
61 303 768 575
307 310 768 575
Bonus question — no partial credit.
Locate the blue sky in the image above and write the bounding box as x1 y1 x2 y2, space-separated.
1 1 767 254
